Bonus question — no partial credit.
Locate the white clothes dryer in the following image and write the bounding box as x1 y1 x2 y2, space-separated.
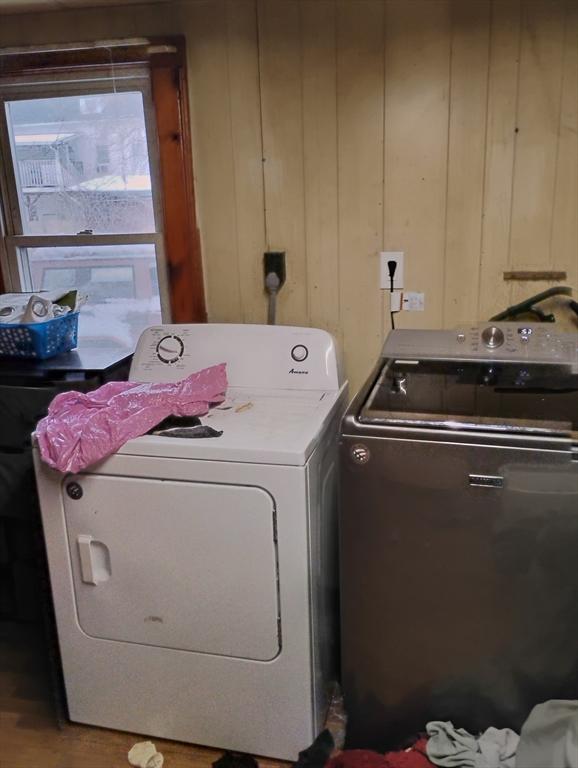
33 324 348 760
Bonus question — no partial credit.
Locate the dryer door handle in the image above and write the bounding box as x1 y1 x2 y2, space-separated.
77 534 98 585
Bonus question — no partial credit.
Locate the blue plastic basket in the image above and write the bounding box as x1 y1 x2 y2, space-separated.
0 312 79 360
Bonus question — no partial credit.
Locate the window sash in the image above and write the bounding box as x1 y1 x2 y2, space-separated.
1 234 170 315
0 77 163 235
0 67 171 321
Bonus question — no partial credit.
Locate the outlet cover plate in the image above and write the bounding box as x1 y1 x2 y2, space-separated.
402 292 425 311
380 251 404 290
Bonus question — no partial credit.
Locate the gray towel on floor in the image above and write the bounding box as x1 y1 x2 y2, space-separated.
515 700 578 768
426 720 519 768
479 728 519 768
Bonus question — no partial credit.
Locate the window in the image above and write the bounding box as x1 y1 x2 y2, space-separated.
0 39 206 350
0 75 163 352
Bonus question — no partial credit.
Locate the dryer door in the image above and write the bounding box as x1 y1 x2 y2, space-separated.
63 475 280 661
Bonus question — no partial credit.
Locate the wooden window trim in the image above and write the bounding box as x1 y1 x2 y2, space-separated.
0 37 207 323
149 39 206 323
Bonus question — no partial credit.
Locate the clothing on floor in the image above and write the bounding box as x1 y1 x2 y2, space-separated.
383 738 435 768
294 729 335 768
426 721 518 768
477 729 519 768
327 749 389 768
36 363 227 472
127 741 164 768
515 700 578 768
212 751 259 768
327 738 433 768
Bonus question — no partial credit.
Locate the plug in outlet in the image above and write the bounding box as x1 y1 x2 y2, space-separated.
264 251 286 288
380 252 404 291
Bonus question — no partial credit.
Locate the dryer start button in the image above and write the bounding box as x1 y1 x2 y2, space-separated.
291 344 309 362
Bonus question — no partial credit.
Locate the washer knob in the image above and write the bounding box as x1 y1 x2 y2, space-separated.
481 325 505 349
291 344 309 362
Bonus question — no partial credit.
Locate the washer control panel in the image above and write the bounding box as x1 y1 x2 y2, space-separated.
384 323 578 365
130 324 343 389
455 324 574 360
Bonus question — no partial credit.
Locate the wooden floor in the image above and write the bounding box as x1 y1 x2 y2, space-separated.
0 622 288 768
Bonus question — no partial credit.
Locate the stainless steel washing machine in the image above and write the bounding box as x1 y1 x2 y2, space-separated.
340 323 578 750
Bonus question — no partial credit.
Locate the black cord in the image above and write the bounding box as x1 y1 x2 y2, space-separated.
490 285 572 321
389 270 395 329
387 260 397 331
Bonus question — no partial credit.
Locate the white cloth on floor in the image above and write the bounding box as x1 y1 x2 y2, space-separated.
479 728 519 768
427 722 478 767
128 741 164 768
516 700 578 768
426 720 519 768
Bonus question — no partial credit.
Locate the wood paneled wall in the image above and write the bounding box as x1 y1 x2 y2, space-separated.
1 0 577 390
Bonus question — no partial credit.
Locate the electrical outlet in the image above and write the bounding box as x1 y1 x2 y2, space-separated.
402 292 425 311
264 251 286 287
380 252 404 291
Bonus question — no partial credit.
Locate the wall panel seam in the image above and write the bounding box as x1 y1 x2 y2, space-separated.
333 0 340 333
381 0 387 335
298 0 309 324
335 0 341 338
548 0 571 270
477 0 495 320
255 0 269 248
441 0 455 326
505 0 523 305
224 0 243 310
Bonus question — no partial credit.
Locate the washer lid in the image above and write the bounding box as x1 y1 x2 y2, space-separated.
360 358 578 435
116 387 345 465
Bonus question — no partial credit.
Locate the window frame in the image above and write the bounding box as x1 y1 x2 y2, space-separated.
0 37 206 324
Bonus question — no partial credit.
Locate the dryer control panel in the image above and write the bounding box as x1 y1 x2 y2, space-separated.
130 323 344 389
383 323 578 366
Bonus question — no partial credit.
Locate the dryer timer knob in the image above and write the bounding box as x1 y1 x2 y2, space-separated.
156 335 184 364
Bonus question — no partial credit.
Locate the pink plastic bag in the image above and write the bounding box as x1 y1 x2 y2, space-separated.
36 364 227 473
